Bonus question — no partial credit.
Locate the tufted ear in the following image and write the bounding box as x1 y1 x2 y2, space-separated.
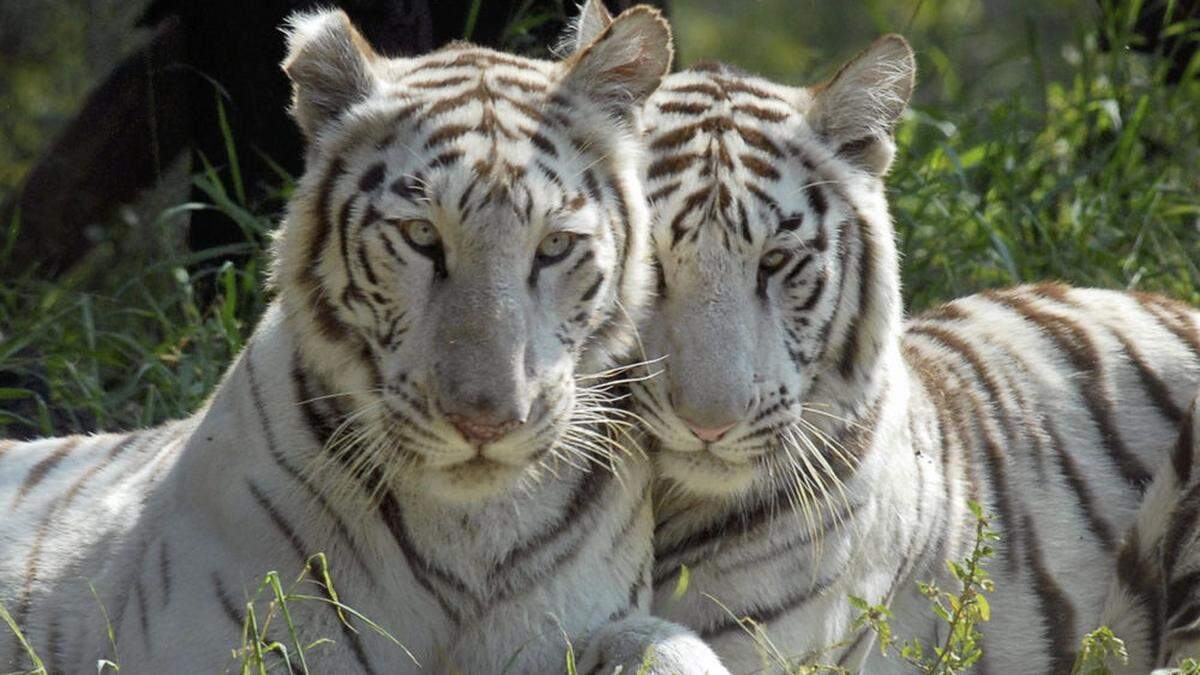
282 9 378 141
810 34 915 176
561 5 673 115
559 0 614 55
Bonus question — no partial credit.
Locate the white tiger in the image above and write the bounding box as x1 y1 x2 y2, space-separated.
569 2 1200 671
0 6 729 673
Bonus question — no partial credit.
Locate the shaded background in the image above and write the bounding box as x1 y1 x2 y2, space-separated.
0 0 1197 437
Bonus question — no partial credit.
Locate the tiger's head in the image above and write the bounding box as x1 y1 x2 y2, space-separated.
271 7 671 502
631 36 916 498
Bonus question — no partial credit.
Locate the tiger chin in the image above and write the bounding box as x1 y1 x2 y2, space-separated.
0 5 731 674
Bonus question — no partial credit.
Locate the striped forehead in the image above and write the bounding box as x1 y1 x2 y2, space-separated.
379 47 567 161
644 68 825 253
330 47 621 226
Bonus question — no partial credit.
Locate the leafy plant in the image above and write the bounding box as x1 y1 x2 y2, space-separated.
1070 626 1129 675
851 501 998 675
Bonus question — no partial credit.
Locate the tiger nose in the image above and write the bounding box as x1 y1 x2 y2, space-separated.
445 413 525 445
439 391 530 445
683 419 737 442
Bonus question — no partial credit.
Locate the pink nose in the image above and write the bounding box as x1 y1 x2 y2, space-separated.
445 414 523 445
684 420 737 443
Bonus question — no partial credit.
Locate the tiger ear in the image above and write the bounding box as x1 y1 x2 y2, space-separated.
282 9 378 141
809 34 915 176
561 5 673 115
560 0 614 55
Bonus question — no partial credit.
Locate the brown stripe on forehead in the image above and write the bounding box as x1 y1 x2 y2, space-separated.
411 47 546 74
716 77 788 102
424 124 472 150
647 181 681 203
663 82 724 98
650 123 702 151
732 103 790 123
409 75 472 89
648 153 700 181
740 154 780 180
494 75 546 93
734 124 783 158
656 100 711 115
670 187 711 247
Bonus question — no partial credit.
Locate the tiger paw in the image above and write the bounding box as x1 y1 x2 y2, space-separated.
577 616 730 675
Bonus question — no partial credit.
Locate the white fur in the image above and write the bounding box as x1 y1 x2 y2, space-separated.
0 7 727 673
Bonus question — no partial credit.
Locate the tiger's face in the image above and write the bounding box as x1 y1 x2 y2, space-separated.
273 8 671 502
633 42 914 497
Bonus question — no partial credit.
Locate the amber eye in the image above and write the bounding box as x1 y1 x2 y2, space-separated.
400 219 441 250
760 248 791 273
535 231 577 265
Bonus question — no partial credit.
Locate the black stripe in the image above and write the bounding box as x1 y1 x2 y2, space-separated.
159 539 172 609
377 490 473 623
1111 328 1185 424
906 325 1021 447
135 576 151 652
1116 527 1164 658
251 352 378 586
487 467 620 607
1165 485 1200 574
246 479 379 675
1043 419 1118 550
986 290 1152 487
212 573 244 629
1168 570 1200 620
1022 514 1078 672
700 562 849 640
1176 399 1198 486
838 218 875 380
1136 292 1200 360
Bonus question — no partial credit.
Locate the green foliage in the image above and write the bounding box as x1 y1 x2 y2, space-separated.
0 1 1199 669
1070 626 1129 675
851 502 998 675
1166 658 1200 675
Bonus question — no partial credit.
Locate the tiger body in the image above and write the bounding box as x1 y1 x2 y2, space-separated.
0 312 654 673
1 7 728 674
615 25 1200 673
1099 392 1200 673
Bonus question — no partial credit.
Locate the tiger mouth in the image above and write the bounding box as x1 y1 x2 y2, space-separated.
663 448 754 471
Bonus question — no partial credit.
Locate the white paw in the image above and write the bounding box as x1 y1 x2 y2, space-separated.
577 616 730 675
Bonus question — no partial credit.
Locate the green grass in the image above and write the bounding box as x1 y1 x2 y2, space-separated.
1 1 1196 438
0 1 1198 672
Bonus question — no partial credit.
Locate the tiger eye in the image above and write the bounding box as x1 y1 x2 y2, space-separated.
759 248 790 273
535 232 577 264
402 219 440 248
